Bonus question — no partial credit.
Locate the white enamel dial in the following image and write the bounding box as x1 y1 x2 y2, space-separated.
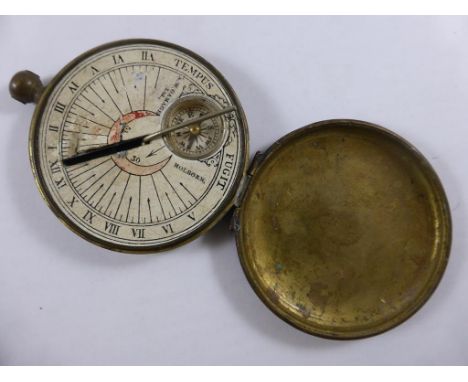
31 40 248 252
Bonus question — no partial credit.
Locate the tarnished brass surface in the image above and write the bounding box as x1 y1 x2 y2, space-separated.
23 39 249 253
236 120 451 339
9 70 44 104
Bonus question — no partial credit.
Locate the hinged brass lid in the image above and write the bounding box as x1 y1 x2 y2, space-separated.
233 119 451 339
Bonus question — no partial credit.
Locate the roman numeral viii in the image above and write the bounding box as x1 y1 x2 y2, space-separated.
105 221 120 236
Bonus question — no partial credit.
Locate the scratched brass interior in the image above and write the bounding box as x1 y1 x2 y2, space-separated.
236 120 451 339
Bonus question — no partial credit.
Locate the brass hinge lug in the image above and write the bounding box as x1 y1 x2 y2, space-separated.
234 151 265 208
231 151 266 232
229 208 241 232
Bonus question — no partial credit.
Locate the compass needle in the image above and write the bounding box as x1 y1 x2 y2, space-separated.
12 40 247 253
62 104 236 166
9 38 452 340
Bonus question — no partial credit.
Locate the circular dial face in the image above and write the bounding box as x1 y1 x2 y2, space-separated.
31 40 248 252
163 96 225 159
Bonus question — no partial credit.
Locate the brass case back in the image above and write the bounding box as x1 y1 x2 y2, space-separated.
235 119 451 339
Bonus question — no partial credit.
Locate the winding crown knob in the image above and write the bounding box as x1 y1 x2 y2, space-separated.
9 70 44 104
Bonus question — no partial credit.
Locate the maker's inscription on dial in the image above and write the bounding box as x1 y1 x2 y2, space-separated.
36 43 246 249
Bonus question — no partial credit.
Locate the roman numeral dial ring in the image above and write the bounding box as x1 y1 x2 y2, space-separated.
10 39 248 253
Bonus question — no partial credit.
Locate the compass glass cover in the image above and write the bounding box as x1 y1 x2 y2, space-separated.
31 40 248 252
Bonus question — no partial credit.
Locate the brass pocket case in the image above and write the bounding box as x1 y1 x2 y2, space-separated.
11 39 451 339
233 119 451 339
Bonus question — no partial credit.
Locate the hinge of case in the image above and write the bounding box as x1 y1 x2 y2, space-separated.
234 151 265 208
230 151 265 232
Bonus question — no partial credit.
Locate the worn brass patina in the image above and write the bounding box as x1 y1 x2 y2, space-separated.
11 39 451 338
235 119 451 339
13 39 249 253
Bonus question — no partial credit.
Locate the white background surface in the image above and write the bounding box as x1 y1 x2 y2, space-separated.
0 16 467 365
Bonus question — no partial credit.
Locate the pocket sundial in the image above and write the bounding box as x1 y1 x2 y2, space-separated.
10 39 452 339
10 39 248 252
